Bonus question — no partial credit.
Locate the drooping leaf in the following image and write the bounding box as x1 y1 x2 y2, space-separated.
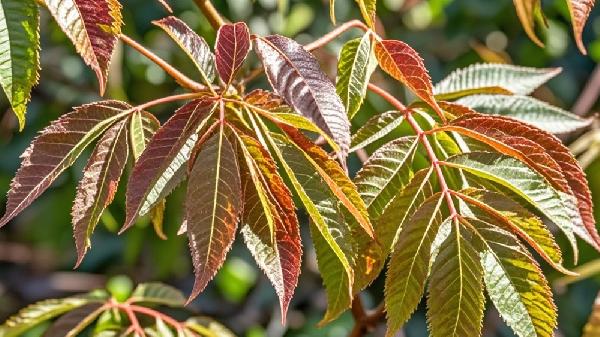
374 39 444 118
123 99 216 231
434 63 561 96
456 94 592 134
0 292 108 337
465 217 557 337
385 193 445 337
336 33 376 119
456 188 565 272
376 168 436 254
72 119 129 266
567 0 595 53
513 0 544 47
129 283 186 307
234 130 301 319
427 224 485 337
350 111 405 151
442 152 582 258
445 113 598 249
0 101 130 227
215 22 251 87
42 303 105 337
129 111 160 161
356 0 377 28
254 34 351 159
150 200 167 240
153 16 216 86
354 136 418 219
45 0 122 94
186 125 242 301
0 0 40 130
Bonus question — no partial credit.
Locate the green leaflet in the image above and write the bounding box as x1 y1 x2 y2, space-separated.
465 217 556 337
355 136 418 219
456 94 591 134
443 152 580 261
427 224 485 337
434 63 560 96
0 291 108 337
0 0 40 130
357 0 377 28
336 33 376 119
350 111 405 152
128 283 186 307
186 317 236 337
129 111 159 160
384 193 445 337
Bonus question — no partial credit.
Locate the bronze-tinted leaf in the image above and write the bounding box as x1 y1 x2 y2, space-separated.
374 39 444 118
0 101 130 227
186 126 242 301
254 34 351 159
45 0 122 95
42 303 104 337
123 99 216 232
72 119 129 266
215 22 251 87
567 0 595 54
244 89 285 111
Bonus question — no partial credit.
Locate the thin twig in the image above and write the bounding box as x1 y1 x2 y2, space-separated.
193 0 225 29
572 63 600 117
119 34 207 92
135 92 210 111
305 20 370 52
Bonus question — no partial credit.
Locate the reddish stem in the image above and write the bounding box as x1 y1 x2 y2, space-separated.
367 83 457 219
135 93 209 111
305 20 370 52
128 304 186 330
192 0 225 29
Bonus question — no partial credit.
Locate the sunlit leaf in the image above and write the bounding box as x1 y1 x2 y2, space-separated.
45 0 122 94
434 63 560 96
72 119 129 266
185 317 236 337
513 0 544 47
0 0 40 130
129 111 160 161
374 39 444 118
186 125 242 301
153 16 216 86
385 193 445 337
254 34 351 159
215 22 251 87
350 111 405 152
356 0 377 28
0 101 130 227
465 217 557 337
427 224 485 337
456 94 592 134
567 0 595 54
336 33 376 119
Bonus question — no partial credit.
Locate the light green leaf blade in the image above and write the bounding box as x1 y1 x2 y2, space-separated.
466 217 556 337
129 283 186 307
357 0 377 28
434 64 560 96
350 111 405 152
443 152 580 261
336 34 376 119
384 193 446 337
427 224 485 337
355 136 418 219
186 317 236 337
0 0 40 130
129 111 160 161
456 94 591 134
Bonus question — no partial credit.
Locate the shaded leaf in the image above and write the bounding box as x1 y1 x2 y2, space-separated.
336 33 376 119
186 125 242 301
385 193 445 337
73 119 129 266
456 94 592 134
583 292 600 337
129 283 186 307
0 101 130 227
254 34 350 158
350 111 405 151
42 303 104 337
567 0 595 53
354 136 418 219
215 22 250 87
45 0 122 94
374 39 443 118
434 63 560 96
124 99 216 231
465 217 556 337
427 224 485 337
0 0 40 130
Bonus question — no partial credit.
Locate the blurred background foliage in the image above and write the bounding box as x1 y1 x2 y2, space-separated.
0 0 599 336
